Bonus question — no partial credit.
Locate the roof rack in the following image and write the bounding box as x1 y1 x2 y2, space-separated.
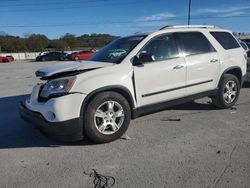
160 25 219 30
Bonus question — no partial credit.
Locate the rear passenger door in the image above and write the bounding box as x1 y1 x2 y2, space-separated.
177 32 220 96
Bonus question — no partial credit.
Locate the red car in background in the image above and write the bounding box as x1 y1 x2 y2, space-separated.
66 50 96 61
0 56 14 63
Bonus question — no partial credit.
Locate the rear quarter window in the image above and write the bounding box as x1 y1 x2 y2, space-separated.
210 32 240 50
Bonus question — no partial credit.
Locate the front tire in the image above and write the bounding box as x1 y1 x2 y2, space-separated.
212 74 240 109
84 91 131 143
3 59 8 63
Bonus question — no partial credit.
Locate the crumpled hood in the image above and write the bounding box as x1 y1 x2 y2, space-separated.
36 60 114 78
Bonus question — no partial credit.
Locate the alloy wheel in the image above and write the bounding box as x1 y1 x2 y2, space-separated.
223 80 237 104
94 101 124 135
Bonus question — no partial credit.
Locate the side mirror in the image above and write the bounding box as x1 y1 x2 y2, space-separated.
133 53 154 65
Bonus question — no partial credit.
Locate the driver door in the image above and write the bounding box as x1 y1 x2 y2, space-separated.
133 33 186 107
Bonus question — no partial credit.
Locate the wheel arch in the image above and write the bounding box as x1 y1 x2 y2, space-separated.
218 66 243 87
80 85 135 118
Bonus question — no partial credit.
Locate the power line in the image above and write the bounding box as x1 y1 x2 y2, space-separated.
1 0 134 7
1 0 112 3
0 1 146 13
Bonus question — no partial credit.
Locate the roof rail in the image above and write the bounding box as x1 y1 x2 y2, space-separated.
160 25 219 30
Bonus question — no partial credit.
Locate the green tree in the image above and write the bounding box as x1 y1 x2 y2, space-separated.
13 38 27 52
50 39 69 51
61 33 78 50
26 34 49 52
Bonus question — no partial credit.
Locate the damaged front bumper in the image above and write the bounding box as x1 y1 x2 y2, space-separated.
19 84 86 142
19 101 84 141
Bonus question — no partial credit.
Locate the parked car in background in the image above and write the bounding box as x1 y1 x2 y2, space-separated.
108 49 127 59
36 51 67 61
66 50 96 61
0 55 14 63
38 51 49 56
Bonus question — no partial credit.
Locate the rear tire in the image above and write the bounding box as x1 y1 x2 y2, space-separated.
212 74 240 109
84 91 131 143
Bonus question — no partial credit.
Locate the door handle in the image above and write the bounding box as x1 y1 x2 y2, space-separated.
210 59 219 63
173 65 184 69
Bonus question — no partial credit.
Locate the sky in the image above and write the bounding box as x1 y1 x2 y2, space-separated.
1 0 250 39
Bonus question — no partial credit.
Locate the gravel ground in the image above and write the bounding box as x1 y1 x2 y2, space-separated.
0 60 250 188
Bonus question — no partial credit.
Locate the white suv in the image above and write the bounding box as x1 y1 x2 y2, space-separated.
20 25 247 143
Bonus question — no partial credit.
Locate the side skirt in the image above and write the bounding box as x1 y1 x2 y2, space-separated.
132 89 217 119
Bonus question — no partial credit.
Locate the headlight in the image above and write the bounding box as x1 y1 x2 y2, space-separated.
40 77 76 98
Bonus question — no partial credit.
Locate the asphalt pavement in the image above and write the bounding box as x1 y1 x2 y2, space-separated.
0 61 249 188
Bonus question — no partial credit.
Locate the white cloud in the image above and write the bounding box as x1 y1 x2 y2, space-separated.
220 11 246 17
136 12 176 22
196 5 250 14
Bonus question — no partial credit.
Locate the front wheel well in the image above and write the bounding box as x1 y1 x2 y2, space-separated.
80 86 135 119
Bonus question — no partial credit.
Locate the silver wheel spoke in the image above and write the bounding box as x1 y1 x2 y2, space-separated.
230 83 235 90
223 93 228 100
111 122 119 131
99 123 107 132
115 110 124 118
108 101 115 111
231 91 237 96
95 109 106 118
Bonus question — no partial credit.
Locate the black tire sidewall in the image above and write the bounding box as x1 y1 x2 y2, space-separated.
84 92 131 143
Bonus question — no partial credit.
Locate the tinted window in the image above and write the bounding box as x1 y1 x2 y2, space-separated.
210 32 240 50
140 34 178 62
178 32 215 55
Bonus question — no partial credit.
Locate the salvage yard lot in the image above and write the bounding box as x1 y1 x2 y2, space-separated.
0 61 250 188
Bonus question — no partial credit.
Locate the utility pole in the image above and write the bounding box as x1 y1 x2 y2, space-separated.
188 0 192 25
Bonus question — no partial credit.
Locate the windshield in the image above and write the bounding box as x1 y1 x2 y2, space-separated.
89 35 146 64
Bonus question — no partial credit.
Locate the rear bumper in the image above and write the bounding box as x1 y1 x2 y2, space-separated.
19 101 83 142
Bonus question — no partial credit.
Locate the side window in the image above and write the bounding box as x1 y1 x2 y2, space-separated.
140 34 178 62
210 32 240 50
178 32 215 55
